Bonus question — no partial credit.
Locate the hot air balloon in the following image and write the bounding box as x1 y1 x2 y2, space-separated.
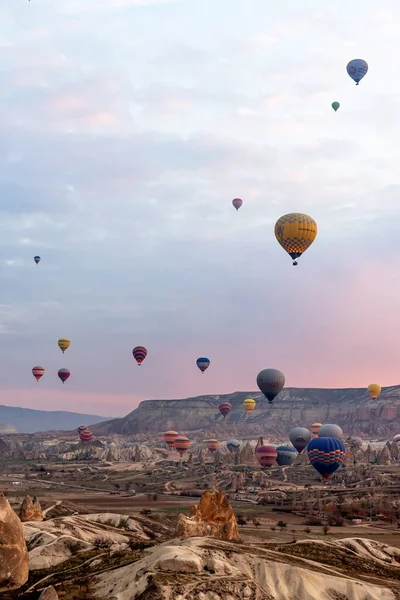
311 423 322 438
331 101 340 112
219 402 232 419
318 424 343 439
232 198 243 211
207 439 219 453
132 346 147 366
243 398 256 415
34 256 41 264
349 436 363 448
256 445 277 469
80 429 93 442
196 357 210 373
164 430 178 449
78 425 88 434
32 366 45 382
58 368 70 384
393 434 400 445
256 369 285 403
175 435 190 457
226 439 240 454
58 338 70 353
274 213 317 266
307 437 346 482
368 383 381 400
276 445 297 466
346 59 368 85
289 427 311 453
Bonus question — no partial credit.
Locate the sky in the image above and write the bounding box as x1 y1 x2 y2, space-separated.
1 0 400 417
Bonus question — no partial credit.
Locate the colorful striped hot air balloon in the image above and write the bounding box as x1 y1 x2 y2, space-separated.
393 434 400 445
307 437 346 482
32 366 45 382
219 402 232 419
256 445 277 469
207 439 219 453
164 430 178 449
58 368 70 384
175 435 190 457
311 423 322 438
243 398 256 415
132 346 147 365
58 338 70 353
196 357 210 373
80 429 93 442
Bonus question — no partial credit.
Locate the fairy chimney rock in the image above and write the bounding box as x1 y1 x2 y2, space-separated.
0 493 29 592
19 495 43 522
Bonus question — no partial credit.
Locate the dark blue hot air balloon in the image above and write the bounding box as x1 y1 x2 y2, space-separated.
34 256 41 264
196 357 210 373
276 445 297 466
307 437 346 482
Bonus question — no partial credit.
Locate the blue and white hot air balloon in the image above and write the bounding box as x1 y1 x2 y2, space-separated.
346 59 368 85
34 256 41 264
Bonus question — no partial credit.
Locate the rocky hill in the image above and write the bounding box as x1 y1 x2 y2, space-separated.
90 385 400 438
0 405 112 433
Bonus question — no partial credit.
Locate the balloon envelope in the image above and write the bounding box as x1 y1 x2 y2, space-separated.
232 198 243 211
311 423 322 438
274 213 317 264
132 346 147 365
276 445 297 466
175 435 190 457
256 445 277 469
207 439 219 453
58 338 70 353
34 256 41 264
164 430 178 448
243 398 256 414
368 383 381 400
318 424 343 439
346 59 368 85
196 357 210 373
77 425 88 433
227 439 240 453
307 437 346 481
256 369 285 403
80 429 93 442
219 402 232 418
331 101 340 112
289 427 311 453
32 366 45 382
58 368 70 384
393 434 400 444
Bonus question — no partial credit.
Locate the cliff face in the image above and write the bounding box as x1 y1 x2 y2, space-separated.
91 385 400 437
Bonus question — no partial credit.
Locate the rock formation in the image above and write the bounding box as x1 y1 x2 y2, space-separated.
0 492 29 592
20 495 43 522
175 487 239 542
38 585 59 599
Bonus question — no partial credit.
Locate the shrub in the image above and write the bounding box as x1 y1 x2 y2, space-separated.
304 527 311 534
304 516 322 526
322 524 330 535
277 521 287 532
140 508 152 516
93 537 112 550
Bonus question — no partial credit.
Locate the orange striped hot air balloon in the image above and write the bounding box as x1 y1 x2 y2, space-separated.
311 423 322 438
206 439 219 454
175 435 190 457
219 402 232 419
132 346 147 365
164 430 178 449
255 445 277 469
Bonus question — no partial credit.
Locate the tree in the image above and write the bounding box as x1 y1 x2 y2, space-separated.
252 518 261 528
277 521 287 533
323 524 330 535
237 514 247 526
125 482 131 492
113 483 120 490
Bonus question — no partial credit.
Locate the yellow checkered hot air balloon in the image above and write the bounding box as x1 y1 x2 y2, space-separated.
243 397 256 415
274 213 317 266
58 338 70 353
367 383 381 400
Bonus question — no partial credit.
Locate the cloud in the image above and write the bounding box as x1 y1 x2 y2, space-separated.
0 1 400 417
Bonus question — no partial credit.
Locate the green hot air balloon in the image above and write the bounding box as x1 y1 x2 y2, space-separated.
331 101 340 112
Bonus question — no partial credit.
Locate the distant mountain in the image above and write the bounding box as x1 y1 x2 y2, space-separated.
0 405 112 434
90 386 400 439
